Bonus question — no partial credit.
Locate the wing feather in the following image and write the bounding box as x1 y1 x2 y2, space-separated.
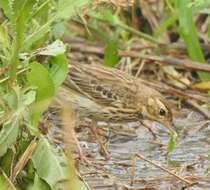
64 63 138 108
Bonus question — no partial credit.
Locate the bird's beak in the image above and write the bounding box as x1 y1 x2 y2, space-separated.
164 121 175 133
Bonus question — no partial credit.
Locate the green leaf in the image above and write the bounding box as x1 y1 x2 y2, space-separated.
0 0 12 20
30 174 51 190
0 117 19 157
23 19 53 50
167 131 178 154
27 62 55 102
191 81 210 91
31 137 91 190
26 62 55 127
37 40 66 56
0 150 14 176
57 0 91 20
0 24 10 48
32 0 50 24
104 32 119 67
49 54 69 90
23 0 91 49
22 90 36 106
11 0 37 24
0 169 16 190
176 0 210 81
3 89 18 110
154 15 177 38
99 10 121 26
52 22 66 39
31 137 69 190
201 8 210 14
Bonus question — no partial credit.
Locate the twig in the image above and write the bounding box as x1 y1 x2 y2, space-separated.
119 51 210 73
139 79 210 104
186 99 210 120
134 153 195 185
168 42 210 53
123 185 157 190
0 169 16 190
68 40 210 72
10 137 38 182
130 155 137 186
134 59 145 78
0 68 28 84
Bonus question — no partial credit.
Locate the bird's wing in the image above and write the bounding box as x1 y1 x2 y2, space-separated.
64 63 138 108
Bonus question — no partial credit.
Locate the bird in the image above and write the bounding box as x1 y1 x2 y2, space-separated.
56 62 173 161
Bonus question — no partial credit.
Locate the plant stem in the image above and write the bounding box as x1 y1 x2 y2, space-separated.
10 14 25 84
88 14 163 45
10 36 21 83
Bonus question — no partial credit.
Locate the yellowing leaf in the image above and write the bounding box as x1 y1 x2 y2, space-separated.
192 81 210 91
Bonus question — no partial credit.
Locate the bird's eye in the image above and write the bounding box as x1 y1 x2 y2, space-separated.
159 108 166 116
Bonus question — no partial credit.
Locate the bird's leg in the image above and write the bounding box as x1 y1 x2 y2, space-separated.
89 121 110 160
141 121 157 139
71 129 91 164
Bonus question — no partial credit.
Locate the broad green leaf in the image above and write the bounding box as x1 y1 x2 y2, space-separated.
37 40 66 56
167 131 178 154
49 54 69 90
31 137 69 190
188 0 210 12
22 90 36 106
99 10 121 26
57 0 91 20
29 174 51 190
3 89 18 110
31 137 90 190
8 0 39 81
32 0 50 24
0 0 12 20
27 62 54 127
0 117 19 157
176 0 210 81
27 62 55 102
23 19 53 50
0 150 14 176
52 22 67 39
8 0 37 45
23 0 91 49
201 8 210 14
0 169 16 190
11 0 37 23
104 32 119 67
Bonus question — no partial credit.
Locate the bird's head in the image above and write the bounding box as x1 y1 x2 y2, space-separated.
142 97 173 131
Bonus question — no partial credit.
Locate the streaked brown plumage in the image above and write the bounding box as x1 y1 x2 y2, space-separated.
57 63 172 130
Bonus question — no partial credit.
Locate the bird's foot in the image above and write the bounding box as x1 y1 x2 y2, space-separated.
89 126 110 160
99 142 110 160
78 153 92 165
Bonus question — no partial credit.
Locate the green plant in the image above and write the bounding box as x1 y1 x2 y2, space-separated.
0 0 91 189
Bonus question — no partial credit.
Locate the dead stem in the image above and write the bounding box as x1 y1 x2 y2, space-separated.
10 137 37 182
133 153 196 186
186 99 210 120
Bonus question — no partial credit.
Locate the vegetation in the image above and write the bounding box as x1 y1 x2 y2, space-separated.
0 0 210 189
0 0 91 189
